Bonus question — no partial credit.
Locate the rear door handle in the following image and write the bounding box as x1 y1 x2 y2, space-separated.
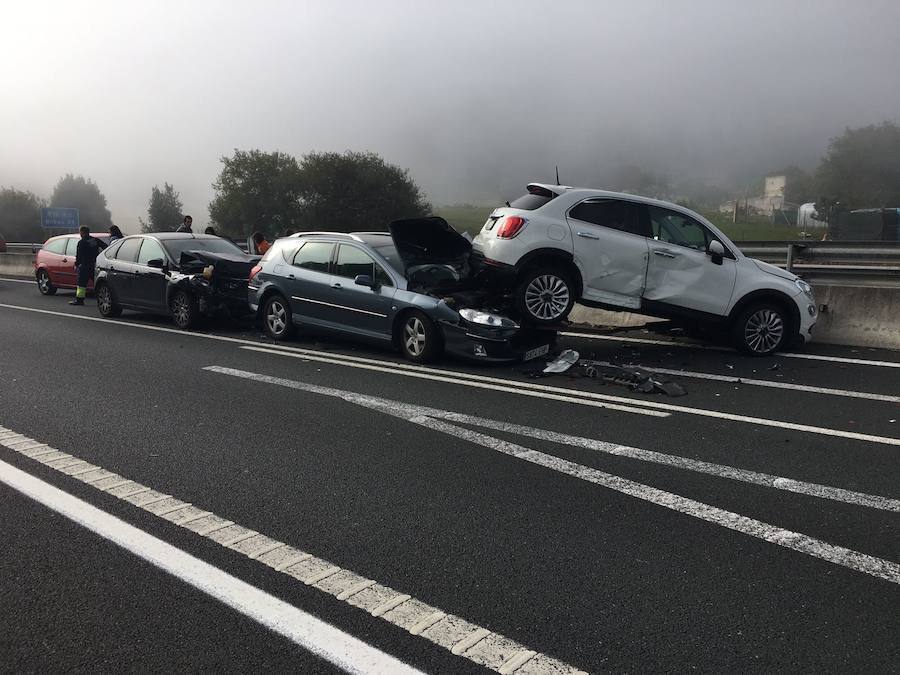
653 249 677 258
576 231 600 240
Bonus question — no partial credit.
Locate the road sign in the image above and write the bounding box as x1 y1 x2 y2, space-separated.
41 207 80 230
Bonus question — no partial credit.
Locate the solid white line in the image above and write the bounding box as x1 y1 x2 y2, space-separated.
561 331 900 369
0 458 423 675
407 416 900 585
0 277 34 284
241 346 667 418
204 366 900 510
240 348 900 446
633 365 900 403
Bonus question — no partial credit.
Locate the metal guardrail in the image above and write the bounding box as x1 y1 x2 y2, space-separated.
7 240 900 287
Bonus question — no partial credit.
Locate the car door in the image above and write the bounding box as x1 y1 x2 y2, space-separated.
131 237 170 310
565 198 649 309
109 237 142 305
321 244 396 340
285 241 335 328
57 236 79 287
642 205 737 316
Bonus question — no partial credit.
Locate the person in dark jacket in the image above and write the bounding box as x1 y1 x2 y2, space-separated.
176 215 193 233
70 226 107 306
108 225 124 242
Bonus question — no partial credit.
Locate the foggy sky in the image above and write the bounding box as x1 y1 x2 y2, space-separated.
2 0 899 231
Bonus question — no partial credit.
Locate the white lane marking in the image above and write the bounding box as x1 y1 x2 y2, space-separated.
406 416 900 585
243 347 900 447
205 366 900 511
0 426 584 675
0 277 34 284
0 459 423 675
561 331 900 369
242 346 666 418
620 365 900 403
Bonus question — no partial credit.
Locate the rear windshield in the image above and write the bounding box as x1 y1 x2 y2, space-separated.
163 238 244 259
508 186 558 211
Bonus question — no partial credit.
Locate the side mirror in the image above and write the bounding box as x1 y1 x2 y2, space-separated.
354 274 377 289
708 240 725 265
146 258 165 269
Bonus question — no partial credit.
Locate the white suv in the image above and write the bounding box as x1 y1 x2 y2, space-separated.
471 183 817 355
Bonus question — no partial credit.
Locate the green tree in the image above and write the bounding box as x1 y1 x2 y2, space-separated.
814 122 900 209
140 182 184 232
0 187 46 241
50 174 113 228
297 151 431 231
208 149 305 237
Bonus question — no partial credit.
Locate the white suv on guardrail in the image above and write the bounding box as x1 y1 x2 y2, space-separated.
472 183 817 355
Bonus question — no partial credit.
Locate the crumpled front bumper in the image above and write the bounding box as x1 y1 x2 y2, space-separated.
440 320 557 364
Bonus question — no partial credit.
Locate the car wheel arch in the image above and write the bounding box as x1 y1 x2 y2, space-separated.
728 289 800 335
515 248 583 297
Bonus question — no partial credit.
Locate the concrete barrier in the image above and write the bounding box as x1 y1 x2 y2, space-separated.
0 253 35 279
569 283 900 350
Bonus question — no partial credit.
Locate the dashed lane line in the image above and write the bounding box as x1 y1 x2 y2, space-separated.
0 427 586 675
0 458 422 675
243 346 900 446
561 331 900 369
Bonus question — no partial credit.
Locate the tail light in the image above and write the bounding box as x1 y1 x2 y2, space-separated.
495 216 527 239
248 264 262 282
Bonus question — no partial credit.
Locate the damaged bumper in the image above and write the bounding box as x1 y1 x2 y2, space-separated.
440 320 556 364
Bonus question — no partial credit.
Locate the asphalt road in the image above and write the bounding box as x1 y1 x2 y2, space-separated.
1 277 898 674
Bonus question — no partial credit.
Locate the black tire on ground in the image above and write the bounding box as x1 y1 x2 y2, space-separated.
170 290 199 330
732 301 790 356
262 294 294 340
95 282 122 317
397 310 442 363
36 270 56 295
514 266 576 325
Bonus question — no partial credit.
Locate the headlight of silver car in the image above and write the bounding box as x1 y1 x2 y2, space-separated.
794 278 814 300
459 308 517 328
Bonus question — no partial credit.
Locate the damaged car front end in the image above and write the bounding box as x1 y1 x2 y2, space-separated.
174 249 260 322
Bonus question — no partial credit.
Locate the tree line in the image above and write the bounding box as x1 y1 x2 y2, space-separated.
2 122 899 241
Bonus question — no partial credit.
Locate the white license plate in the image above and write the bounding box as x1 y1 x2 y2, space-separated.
522 344 550 361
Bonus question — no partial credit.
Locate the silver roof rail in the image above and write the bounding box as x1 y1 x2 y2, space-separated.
291 231 363 242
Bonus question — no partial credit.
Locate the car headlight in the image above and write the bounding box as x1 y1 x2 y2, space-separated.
459 308 516 328
794 279 814 300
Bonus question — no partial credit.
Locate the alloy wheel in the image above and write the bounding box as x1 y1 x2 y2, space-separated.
744 308 784 354
404 317 427 356
524 274 570 321
97 286 112 314
172 294 190 327
267 299 287 336
38 271 51 293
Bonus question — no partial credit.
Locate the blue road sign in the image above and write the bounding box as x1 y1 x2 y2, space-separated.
41 207 80 230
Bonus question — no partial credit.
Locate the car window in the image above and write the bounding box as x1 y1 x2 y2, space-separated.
137 238 165 265
292 241 333 273
64 238 78 256
508 185 558 211
569 199 645 236
44 238 67 254
335 244 393 286
648 206 709 251
115 237 142 262
103 239 124 259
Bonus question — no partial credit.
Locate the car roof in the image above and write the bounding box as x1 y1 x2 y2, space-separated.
141 232 222 240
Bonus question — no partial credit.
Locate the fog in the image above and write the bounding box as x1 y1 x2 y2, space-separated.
2 0 899 230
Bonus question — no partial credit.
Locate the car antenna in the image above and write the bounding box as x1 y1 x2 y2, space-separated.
556 165 561 185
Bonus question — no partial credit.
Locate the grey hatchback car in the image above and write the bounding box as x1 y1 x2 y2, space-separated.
247 219 554 363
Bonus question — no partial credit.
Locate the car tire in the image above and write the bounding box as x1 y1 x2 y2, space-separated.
732 302 789 356
170 290 199 330
515 266 576 325
398 310 442 363
262 294 294 340
95 282 122 317
37 270 56 295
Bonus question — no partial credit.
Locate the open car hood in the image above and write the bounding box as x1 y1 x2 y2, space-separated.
179 250 261 278
388 217 471 266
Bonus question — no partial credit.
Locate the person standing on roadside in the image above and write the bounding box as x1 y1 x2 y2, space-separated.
251 231 271 254
176 215 193 233
70 226 107 306
108 225 124 242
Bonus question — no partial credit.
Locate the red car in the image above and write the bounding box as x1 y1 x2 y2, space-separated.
34 233 111 295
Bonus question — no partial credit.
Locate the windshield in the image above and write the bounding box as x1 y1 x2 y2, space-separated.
163 238 244 259
370 242 405 275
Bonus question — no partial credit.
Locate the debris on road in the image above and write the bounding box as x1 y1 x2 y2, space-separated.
543 349 580 374
580 359 687 397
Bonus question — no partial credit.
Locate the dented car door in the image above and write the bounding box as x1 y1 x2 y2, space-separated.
642 205 737 316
